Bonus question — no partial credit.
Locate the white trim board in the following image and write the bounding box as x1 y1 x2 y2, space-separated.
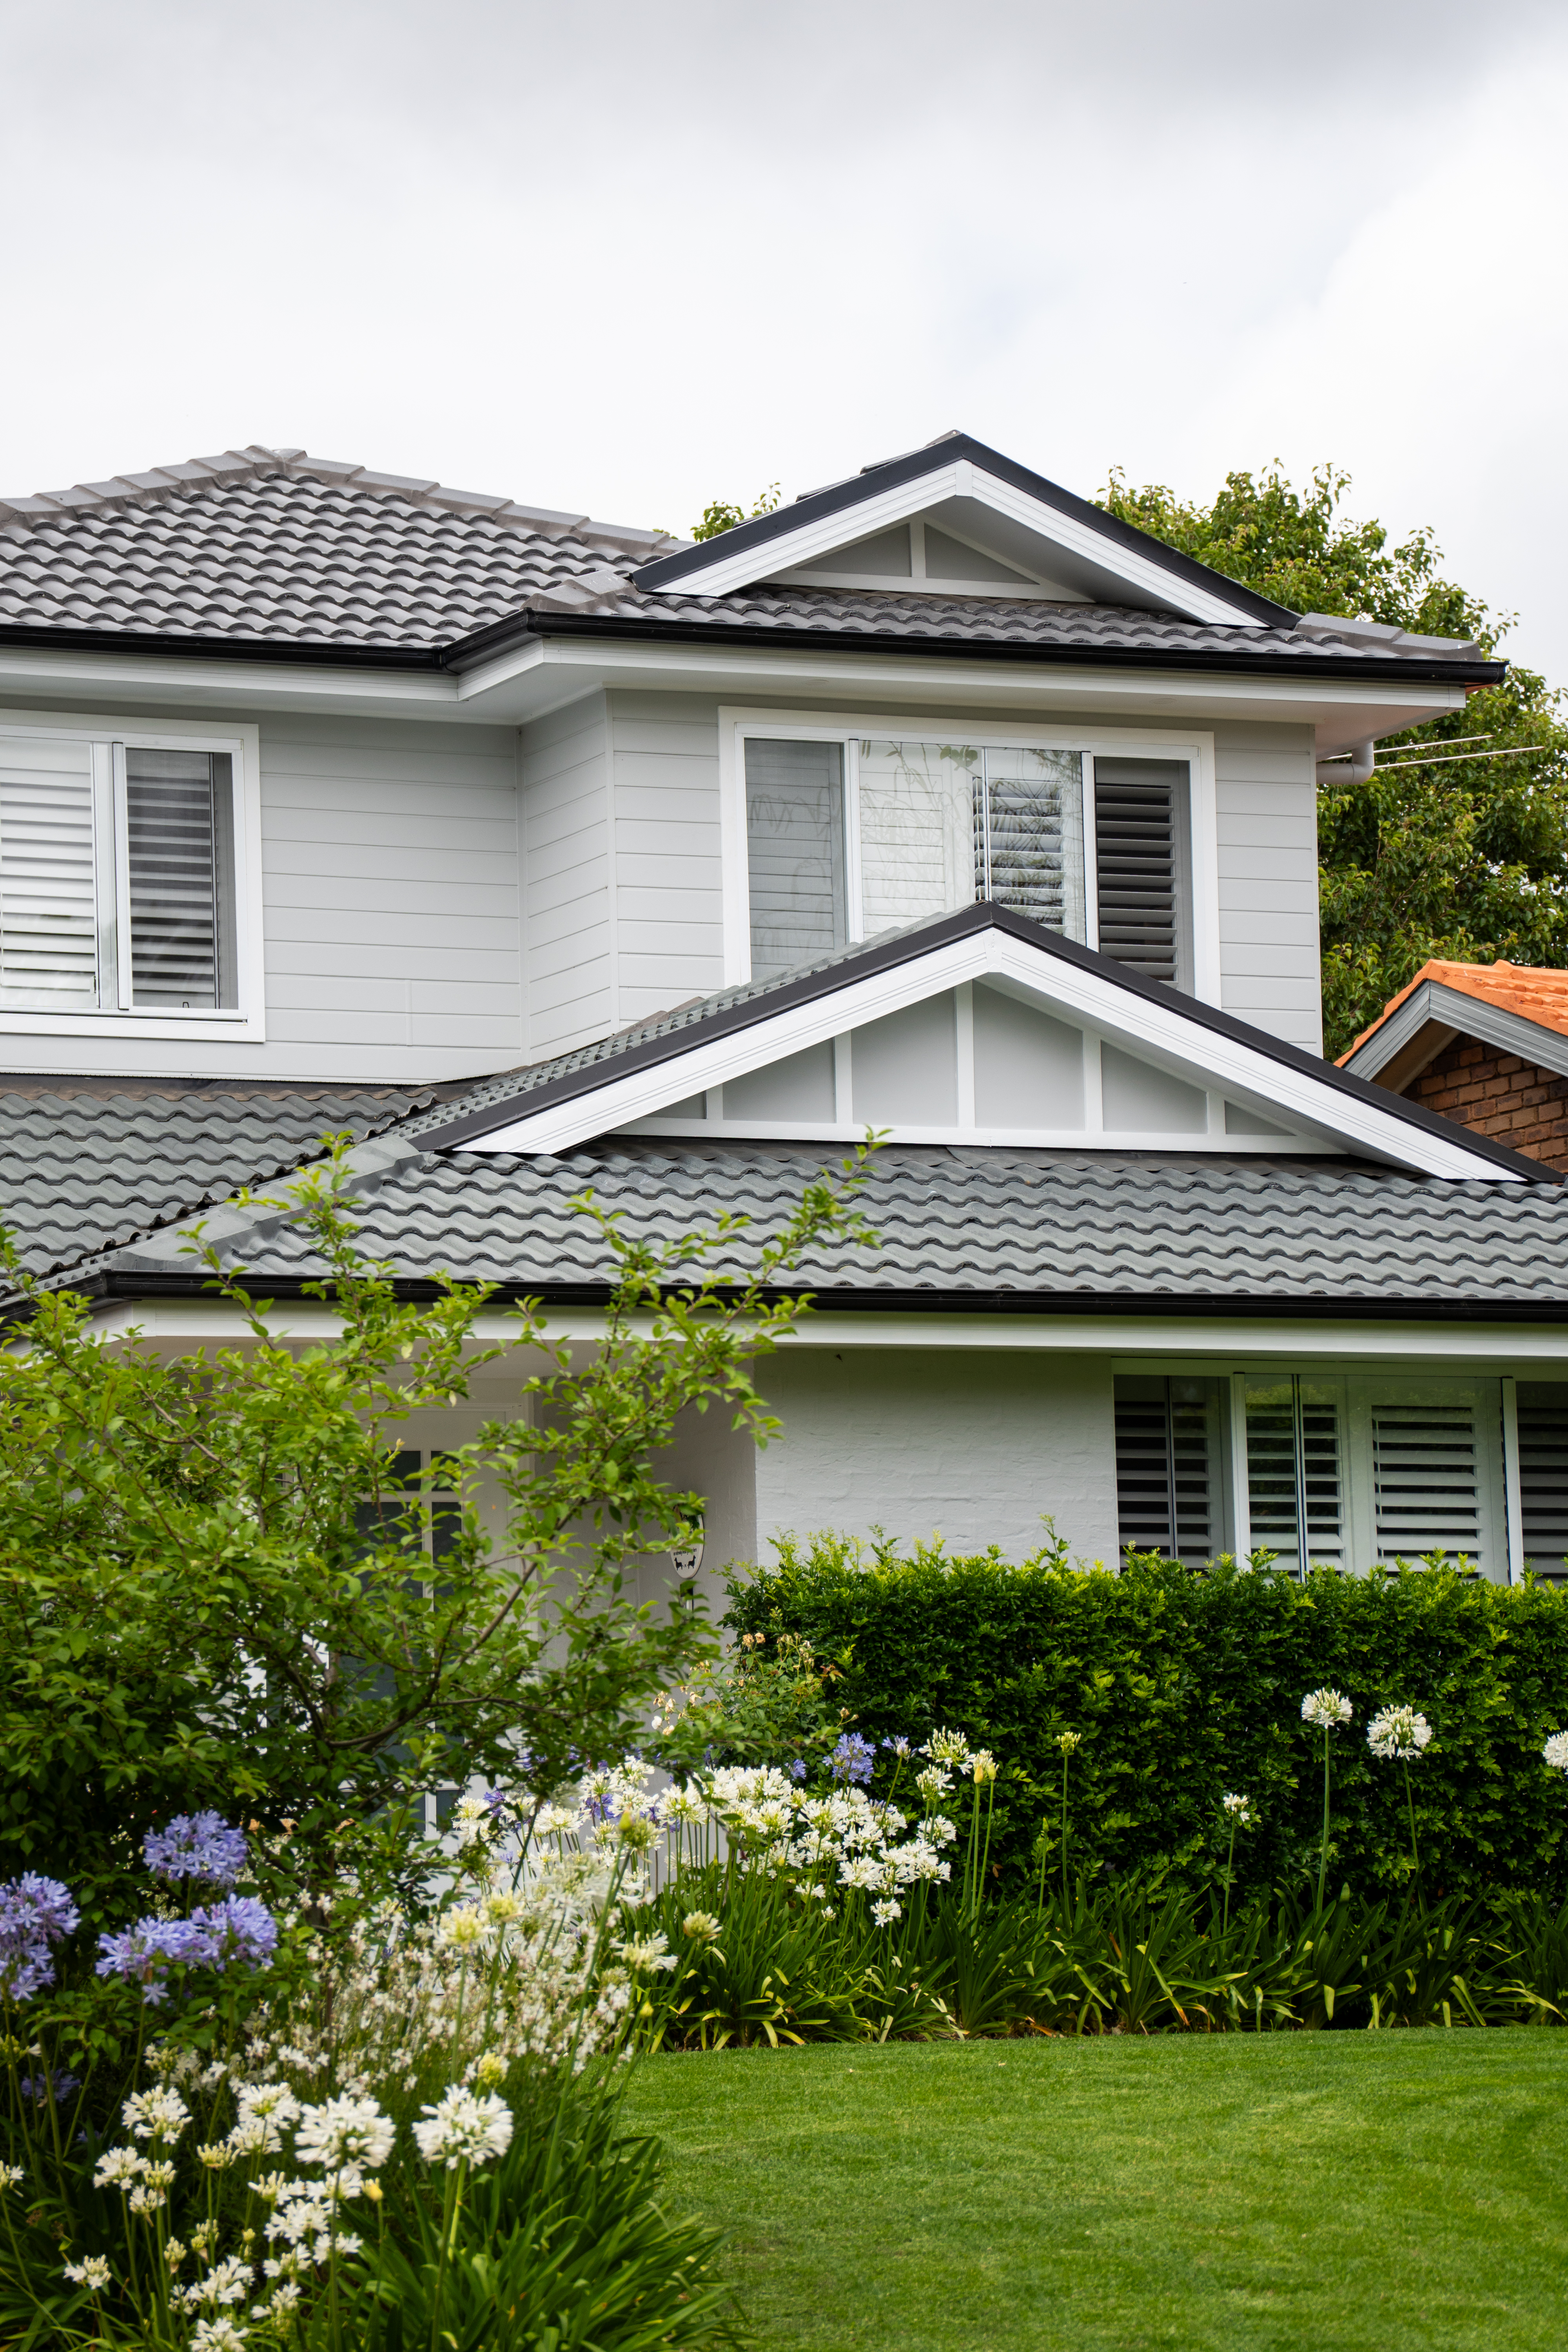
450 920 1523 1177
1345 976 1568 1090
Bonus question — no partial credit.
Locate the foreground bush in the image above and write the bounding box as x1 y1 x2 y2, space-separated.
725 1537 1568 1902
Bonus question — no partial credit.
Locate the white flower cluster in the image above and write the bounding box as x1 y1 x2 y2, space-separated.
1543 1730 1568 1774
1301 1688 1353 1731
698 1764 956 1898
1221 1792 1255 1826
1367 1704 1434 1762
412 2086 514 2170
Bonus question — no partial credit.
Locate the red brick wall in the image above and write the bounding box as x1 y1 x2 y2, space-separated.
1407 1033 1568 1171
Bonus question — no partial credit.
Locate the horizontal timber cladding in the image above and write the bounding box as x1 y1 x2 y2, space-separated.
1212 721 1322 1054
521 693 613 1060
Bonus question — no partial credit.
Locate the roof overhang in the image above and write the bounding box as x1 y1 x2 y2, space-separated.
1345 976 1568 1093
420 904 1546 1178
631 434 1298 626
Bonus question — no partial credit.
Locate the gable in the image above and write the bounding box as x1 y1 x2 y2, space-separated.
423 905 1538 1179
631 432 1295 627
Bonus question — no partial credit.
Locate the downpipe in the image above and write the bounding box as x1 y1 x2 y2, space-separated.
1316 740 1375 786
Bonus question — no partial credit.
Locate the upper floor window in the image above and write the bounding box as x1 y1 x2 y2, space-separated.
743 732 1192 988
0 722 252 1022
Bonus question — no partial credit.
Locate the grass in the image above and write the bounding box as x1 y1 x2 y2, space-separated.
622 2034 1568 2352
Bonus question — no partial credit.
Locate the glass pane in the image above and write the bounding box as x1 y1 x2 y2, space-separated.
976 748 1086 938
0 732 98 1000
745 739 846 981
857 739 976 936
126 748 227 1009
1245 1377 1342 1569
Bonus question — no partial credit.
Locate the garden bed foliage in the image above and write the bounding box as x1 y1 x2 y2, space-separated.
724 1532 1568 1902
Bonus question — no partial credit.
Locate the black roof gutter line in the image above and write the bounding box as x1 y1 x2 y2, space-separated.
627 432 1303 628
18 1268 1568 1328
416 898 1553 1180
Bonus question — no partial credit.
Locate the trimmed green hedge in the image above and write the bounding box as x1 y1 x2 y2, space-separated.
723 1537 1568 1901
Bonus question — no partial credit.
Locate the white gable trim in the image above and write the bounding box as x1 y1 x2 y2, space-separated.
452 927 1522 1178
641 458 1265 628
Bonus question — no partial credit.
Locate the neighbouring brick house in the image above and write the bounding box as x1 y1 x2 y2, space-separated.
1340 961 1568 1175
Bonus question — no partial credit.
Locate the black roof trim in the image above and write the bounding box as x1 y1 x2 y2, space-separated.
415 899 1553 1178
24 1268 1568 1327
0 619 448 671
629 432 1301 625
450 606 1504 688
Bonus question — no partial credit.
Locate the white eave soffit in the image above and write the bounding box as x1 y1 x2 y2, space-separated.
637 457 1265 628
451 928 1518 1178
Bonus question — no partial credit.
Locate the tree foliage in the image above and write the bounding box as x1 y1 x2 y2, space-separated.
1100 463 1568 1054
689 483 781 541
0 1139 878 1926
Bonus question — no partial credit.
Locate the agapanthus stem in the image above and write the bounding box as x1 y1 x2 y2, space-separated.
1317 1728 1332 1912
1404 1759 1420 1889
1224 1821 1237 1932
1060 1755 1071 1907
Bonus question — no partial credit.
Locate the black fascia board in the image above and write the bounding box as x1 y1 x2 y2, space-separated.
629 433 1301 626
26 1267 1568 1326
415 898 1553 1178
442 607 1506 690
0 620 449 670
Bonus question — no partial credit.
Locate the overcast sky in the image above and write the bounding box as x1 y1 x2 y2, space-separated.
3 0 1564 674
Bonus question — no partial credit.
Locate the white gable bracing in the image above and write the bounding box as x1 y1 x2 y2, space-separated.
443 911 1526 1178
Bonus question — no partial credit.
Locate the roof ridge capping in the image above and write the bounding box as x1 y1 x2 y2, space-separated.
0 446 688 555
1294 610 1484 658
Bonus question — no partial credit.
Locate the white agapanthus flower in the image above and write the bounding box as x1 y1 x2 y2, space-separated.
1543 1730 1568 1774
915 1765 953 1802
920 1728 972 1767
175 2256 252 2310
0 2165 22 2192
295 2094 394 2176
1301 1688 1353 1731
64 2256 112 2289
412 2087 514 2170
616 1930 677 1974
123 2087 191 2143
871 1898 902 1926
1367 1705 1434 1762
191 2319 249 2352
681 1911 720 1942
1221 1792 1254 1824
94 2149 143 2188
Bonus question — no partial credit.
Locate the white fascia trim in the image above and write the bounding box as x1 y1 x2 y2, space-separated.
82 1296 1568 1364
453 926 1517 1176
0 646 460 713
1347 979 1568 1087
644 460 1265 626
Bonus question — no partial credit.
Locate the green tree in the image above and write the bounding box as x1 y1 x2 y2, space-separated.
0 1138 877 1924
690 483 781 541
1100 465 1568 1054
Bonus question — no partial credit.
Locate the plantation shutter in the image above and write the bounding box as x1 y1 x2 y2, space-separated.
745 738 847 981
1370 1401 1482 1566
0 732 99 1001
1245 1377 1344 1572
973 750 1087 938
1517 1384 1568 1578
1092 757 1189 988
1113 1377 1219 1562
125 748 234 1009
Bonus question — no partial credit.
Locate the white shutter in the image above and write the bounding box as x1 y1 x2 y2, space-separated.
1245 1377 1345 1572
1514 1385 1567 1578
1113 1376 1220 1561
124 749 222 1007
1371 1402 1483 1564
0 733 99 1001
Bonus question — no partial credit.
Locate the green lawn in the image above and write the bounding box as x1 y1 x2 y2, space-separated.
623 2035 1568 2352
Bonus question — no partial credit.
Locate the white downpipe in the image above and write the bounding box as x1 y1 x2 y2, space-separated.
1316 740 1375 787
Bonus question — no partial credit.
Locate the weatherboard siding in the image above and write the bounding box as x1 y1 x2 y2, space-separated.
607 693 727 1028
1212 723 1322 1053
521 695 613 1059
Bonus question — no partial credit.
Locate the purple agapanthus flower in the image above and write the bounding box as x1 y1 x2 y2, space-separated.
189 1896 277 1970
0 1875 80 1948
881 1736 912 1759
143 1813 249 1890
829 1733 876 1788
95 1918 213 2005
18 2069 79 2106
788 1759 807 1782
0 1945 53 2002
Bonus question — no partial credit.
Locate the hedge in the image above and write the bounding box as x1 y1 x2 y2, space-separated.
723 1535 1568 1902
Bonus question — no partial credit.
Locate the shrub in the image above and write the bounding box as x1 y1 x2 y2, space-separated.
725 1536 1568 1902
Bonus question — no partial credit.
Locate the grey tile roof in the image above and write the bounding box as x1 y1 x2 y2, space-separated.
83 1137 1568 1314
0 447 1497 675
0 1083 436 1276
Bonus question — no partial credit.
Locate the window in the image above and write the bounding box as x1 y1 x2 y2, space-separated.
1112 1376 1222 1563
742 732 1191 989
1517 1383 1568 1578
1112 1372 1507 1578
0 724 247 1019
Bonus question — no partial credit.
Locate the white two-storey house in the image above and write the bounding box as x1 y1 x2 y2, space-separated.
2 430 1565 1593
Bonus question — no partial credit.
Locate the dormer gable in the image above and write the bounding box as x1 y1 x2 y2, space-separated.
632 432 1297 626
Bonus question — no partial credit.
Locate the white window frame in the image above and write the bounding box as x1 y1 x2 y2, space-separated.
718 705 1220 1005
0 707 264 1041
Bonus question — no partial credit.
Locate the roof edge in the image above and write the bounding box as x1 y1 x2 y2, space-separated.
413 900 1557 1179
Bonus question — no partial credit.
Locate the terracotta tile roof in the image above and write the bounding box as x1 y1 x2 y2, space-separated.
1339 960 1568 1064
